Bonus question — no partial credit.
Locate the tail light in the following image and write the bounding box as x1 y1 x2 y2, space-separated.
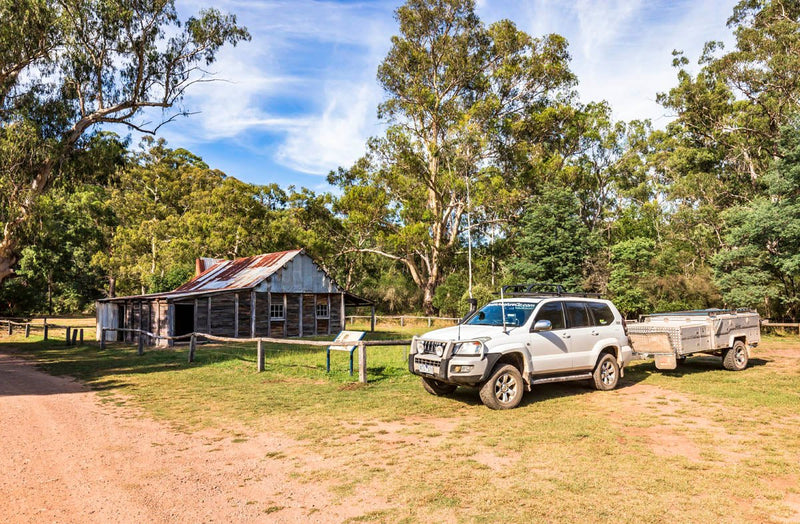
621 317 629 336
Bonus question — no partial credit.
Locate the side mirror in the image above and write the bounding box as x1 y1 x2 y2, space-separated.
533 319 552 332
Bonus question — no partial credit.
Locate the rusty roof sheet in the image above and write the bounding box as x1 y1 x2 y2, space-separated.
174 250 302 293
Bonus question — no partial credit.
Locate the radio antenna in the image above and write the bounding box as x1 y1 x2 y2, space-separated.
500 285 507 334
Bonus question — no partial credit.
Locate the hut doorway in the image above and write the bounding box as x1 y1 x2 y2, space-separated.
174 303 195 337
116 304 126 341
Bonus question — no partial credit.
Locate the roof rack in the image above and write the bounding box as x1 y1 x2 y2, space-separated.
499 283 603 299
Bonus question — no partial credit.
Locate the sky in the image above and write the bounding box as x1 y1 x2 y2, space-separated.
140 0 740 192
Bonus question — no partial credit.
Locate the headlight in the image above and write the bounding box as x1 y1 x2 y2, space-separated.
434 344 445 357
454 341 483 355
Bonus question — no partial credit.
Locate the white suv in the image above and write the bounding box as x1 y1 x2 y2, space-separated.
409 285 633 409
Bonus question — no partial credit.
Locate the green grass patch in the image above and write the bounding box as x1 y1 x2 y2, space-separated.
3 329 799 522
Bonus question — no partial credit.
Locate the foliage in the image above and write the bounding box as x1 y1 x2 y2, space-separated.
714 121 800 319
97 138 293 295
331 0 576 313
0 0 249 283
507 187 596 290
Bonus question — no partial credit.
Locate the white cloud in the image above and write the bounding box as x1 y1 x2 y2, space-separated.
482 0 739 126
164 0 394 175
276 82 383 174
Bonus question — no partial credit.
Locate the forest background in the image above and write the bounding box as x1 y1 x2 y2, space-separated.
2 0 800 320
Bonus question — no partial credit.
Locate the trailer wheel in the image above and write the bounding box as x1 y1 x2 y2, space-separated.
479 364 523 410
723 340 748 371
421 377 457 396
592 353 620 391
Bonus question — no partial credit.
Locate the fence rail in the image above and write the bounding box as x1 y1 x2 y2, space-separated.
347 314 461 327
0 319 90 345
100 327 410 384
761 321 800 332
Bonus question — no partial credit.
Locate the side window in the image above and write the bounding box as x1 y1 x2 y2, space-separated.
564 302 591 328
533 301 565 330
588 302 615 326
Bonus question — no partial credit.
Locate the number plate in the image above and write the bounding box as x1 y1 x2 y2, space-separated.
418 363 434 374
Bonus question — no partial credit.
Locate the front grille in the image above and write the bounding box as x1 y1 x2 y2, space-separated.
414 356 440 367
420 340 447 355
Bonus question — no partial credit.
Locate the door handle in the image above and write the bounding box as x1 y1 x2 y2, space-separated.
561 334 571 339
591 331 599 336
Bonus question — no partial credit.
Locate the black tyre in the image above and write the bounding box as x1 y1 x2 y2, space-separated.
592 352 620 391
723 340 748 371
479 364 524 410
421 377 457 396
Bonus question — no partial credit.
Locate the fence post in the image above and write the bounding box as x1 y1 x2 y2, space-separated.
25 324 30 337
188 334 196 363
72 329 78 345
400 316 404 327
100 329 106 350
43 323 48 341
257 339 265 372
7 322 11 336
79 329 84 345
137 332 144 356
65 327 71 346
428 317 432 327
358 341 367 384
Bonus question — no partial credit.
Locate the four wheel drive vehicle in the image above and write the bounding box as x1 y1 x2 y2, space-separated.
408 284 634 410
627 309 760 370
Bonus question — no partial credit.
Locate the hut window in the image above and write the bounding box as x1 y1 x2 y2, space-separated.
270 303 285 320
316 303 329 319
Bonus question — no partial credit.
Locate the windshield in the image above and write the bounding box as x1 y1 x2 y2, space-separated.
465 301 539 327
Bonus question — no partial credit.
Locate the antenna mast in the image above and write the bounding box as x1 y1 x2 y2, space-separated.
466 174 473 300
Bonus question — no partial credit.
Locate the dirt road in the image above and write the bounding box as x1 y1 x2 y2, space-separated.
0 352 382 523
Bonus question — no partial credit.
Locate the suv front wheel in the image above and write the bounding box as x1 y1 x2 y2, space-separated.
479 364 524 410
421 377 457 396
592 353 620 391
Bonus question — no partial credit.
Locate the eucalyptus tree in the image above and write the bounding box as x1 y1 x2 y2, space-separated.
0 0 250 284
331 0 576 313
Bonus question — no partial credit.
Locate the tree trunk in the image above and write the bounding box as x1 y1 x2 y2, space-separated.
0 255 15 284
0 235 19 284
422 284 436 316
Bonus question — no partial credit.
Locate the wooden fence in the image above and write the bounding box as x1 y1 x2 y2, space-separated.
100 327 410 384
0 319 93 345
347 314 461 328
761 321 800 333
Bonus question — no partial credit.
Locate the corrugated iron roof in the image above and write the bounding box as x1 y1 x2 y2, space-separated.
174 250 302 293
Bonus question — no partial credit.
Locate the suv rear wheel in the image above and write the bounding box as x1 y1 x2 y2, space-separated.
592 353 619 391
479 364 524 410
421 377 457 396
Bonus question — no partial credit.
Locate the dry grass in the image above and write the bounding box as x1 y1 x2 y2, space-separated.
2 325 799 523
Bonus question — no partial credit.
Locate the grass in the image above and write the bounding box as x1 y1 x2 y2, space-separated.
2 324 800 523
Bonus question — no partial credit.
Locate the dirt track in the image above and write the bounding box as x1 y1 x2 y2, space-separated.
0 353 380 523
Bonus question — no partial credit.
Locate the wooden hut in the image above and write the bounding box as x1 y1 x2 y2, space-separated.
96 250 373 346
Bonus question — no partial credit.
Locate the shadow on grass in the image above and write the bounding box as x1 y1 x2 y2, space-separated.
626 355 769 380
1 338 248 396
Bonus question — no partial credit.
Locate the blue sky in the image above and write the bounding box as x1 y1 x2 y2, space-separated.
143 0 739 192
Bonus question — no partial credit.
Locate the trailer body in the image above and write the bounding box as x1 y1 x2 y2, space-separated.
628 309 760 370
